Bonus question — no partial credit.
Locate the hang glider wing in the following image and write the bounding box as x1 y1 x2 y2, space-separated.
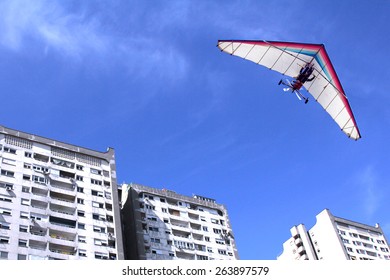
217 40 361 140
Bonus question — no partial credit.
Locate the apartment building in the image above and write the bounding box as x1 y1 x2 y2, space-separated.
278 209 390 260
121 183 239 260
0 125 124 260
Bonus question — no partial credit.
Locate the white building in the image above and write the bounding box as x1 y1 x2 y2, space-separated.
278 209 390 260
0 125 124 260
121 183 239 260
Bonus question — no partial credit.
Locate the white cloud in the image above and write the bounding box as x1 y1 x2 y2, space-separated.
356 165 383 218
0 1 106 56
0 0 189 80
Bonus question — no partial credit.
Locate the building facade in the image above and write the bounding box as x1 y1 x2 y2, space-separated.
278 209 390 260
121 183 239 260
0 125 124 260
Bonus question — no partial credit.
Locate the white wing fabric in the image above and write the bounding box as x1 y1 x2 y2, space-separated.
217 40 361 140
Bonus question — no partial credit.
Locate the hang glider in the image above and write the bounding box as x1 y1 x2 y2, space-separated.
217 40 361 140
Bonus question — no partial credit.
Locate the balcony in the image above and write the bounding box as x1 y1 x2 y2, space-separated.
50 179 75 193
31 186 48 197
29 239 47 251
30 199 48 210
188 213 200 220
168 208 184 218
294 237 303 246
49 216 77 234
30 224 48 238
51 157 75 170
49 190 76 207
176 251 195 260
49 203 76 217
171 218 189 229
172 229 191 239
192 233 204 241
33 153 49 163
49 242 76 256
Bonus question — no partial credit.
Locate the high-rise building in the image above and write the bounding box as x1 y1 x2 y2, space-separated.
278 209 390 260
121 183 239 260
0 125 124 260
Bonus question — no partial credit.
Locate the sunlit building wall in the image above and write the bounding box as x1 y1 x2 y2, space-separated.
0 125 124 260
121 183 238 260
278 209 390 260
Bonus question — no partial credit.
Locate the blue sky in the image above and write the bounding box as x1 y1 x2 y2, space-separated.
1 0 390 259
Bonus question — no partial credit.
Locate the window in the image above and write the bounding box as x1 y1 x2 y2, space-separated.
149 227 159 232
22 186 30 193
79 249 87 257
25 152 32 158
0 196 12 203
216 239 225 245
150 238 160 243
218 249 227 255
32 175 47 185
23 174 31 180
94 238 107 246
0 251 8 259
342 238 350 244
160 198 166 203
213 228 222 234
92 190 104 197
205 237 210 242
145 205 155 210
0 236 10 244
77 187 84 193
90 168 102 175
32 165 49 173
0 207 11 216
77 198 84 204
105 203 112 211
104 191 112 199
2 158 16 166
78 223 85 230
19 225 28 232
0 182 13 190
162 208 168 213
93 226 105 233
91 179 102 185
95 252 108 259
92 202 104 209
21 198 29 205
0 221 10 230
77 211 85 217
202 226 208 232
93 214 105 221
3 147 16 154
18 239 27 247
1 169 14 177
76 175 83 181
17 254 27 260
20 212 29 219
76 165 84 171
